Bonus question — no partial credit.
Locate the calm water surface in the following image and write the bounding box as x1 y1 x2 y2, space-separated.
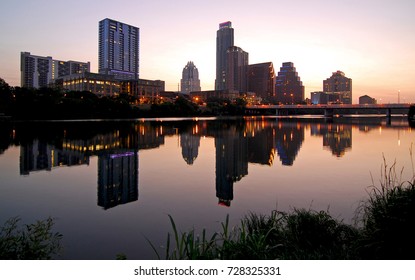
0 116 414 259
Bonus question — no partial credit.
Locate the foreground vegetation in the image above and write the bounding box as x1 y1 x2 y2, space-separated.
0 217 62 260
150 161 415 260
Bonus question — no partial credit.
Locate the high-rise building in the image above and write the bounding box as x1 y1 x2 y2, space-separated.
215 21 234 90
323 71 352 104
21 52 52 88
51 60 90 81
180 61 201 93
275 62 304 104
226 46 248 92
247 62 275 101
99 18 140 80
21 52 90 88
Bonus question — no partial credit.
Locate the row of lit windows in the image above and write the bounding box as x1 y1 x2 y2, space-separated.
63 79 119 86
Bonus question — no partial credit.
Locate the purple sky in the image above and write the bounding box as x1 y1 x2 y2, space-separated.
1 0 414 103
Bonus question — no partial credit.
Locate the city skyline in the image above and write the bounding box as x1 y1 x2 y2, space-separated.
1 0 414 103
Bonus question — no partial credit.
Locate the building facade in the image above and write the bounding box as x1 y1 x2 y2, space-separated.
275 62 304 104
99 18 140 80
215 21 234 90
59 72 120 96
359 95 377 105
226 46 249 92
180 61 201 94
121 79 165 102
311 91 327 104
247 62 276 102
323 71 352 104
21 52 90 88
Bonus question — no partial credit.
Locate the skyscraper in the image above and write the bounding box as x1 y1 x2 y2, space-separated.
226 46 248 92
323 71 352 104
99 18 139 80
275 62 304 104
215 21 234 90
180 61 201 93
247 62 276 101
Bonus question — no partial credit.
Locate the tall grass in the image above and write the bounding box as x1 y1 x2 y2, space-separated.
150 210 358 260
149 148 415 260
355 149 415 259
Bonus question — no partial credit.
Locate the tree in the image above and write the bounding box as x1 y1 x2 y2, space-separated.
0 78 13 113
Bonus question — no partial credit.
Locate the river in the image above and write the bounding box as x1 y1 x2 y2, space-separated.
0 116 413 259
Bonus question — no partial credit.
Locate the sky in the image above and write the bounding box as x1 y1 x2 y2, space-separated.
1 0 414 103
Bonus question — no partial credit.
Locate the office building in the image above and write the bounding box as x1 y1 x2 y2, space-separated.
311 91 327 104
180 61 201 94
21 52 90 88
359 95 377 105
247 62 275 102
275 62 304 104
323 71 352 104
215 21 234 90
59 72 120 96
121 79 165 102
99 18 140 80
226 46 249 92
52 60 90 80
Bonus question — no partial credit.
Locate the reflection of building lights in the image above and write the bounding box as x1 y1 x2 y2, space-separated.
110 152 135 159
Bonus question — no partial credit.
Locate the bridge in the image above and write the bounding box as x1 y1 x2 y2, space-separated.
246 103 412 118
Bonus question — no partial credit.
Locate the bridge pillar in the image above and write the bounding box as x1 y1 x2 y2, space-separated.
386 108 392 125
408 105 415 127
276 109 280 116
324 108 334 118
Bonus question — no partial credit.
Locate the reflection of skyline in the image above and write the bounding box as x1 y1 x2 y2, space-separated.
310 123 352 157
20 139 89 175
5 118 411 208
214 122 248 207
274 121 304 166
180 132 200 165
98 151 138 210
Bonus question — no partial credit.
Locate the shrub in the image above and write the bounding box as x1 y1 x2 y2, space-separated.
0 217 62 260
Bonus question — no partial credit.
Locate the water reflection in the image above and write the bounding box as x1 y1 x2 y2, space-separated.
311 123 352 157
98 151 138 210
1 117 411 210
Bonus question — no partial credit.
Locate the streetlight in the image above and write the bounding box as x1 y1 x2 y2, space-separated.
398 90 400 104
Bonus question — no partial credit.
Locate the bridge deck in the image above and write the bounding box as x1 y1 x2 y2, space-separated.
247 104 411 110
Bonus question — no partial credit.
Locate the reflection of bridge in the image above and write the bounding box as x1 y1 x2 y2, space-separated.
247 104 412 118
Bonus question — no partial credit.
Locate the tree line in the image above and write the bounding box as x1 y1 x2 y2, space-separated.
0 78 247 120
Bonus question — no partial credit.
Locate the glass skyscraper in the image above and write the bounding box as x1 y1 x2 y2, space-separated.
99 18 139 80
180 61 201 93
215 21 234 90
226 46 249 92
248 62 276 101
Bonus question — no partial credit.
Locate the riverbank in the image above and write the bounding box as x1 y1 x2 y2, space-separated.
151 175 415 260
